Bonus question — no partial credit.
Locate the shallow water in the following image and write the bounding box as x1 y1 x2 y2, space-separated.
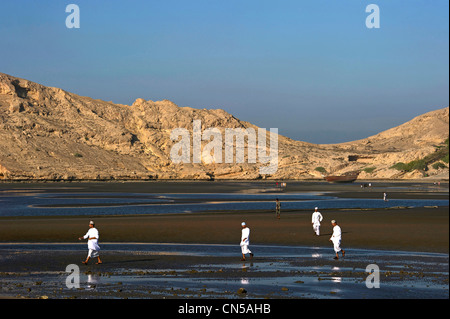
0 190 448 217
0 242 447 259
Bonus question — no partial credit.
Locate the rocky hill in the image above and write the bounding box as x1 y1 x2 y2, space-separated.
0 72 448 181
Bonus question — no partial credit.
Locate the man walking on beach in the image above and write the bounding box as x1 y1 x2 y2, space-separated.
329 220 345 260
240 222 253 261
78 220 102 265
275 198 281 219
311 207 323 236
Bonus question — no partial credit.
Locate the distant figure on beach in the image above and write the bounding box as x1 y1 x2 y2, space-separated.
329 220 345 260
78 220 102 265
383 192 388 201
275 198 281 219
240 222 253 261
311 207 323 236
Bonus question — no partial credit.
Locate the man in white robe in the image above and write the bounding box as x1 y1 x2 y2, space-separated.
240 222 253 261
311 207 323 236
329 220 345 260
78 221 102 264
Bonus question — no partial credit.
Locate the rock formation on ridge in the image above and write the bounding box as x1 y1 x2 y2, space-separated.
0 72 448 181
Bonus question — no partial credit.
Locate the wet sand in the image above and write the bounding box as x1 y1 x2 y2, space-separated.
0 181 448 300
0 206 448 253
0 210 448 300
0 180 448 252
0 246 448 300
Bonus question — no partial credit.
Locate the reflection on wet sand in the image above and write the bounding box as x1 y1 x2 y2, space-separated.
0 243 448 299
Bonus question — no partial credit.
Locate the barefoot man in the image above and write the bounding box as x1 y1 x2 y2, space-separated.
78 220 102 265
329 220 345 260
240 222 254 261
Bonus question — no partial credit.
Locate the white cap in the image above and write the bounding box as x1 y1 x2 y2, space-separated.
315 207 319 210
331 220 336 224
241 222 246 226
89 220 95 225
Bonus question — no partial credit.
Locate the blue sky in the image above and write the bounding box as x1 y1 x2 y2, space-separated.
0 0 448 143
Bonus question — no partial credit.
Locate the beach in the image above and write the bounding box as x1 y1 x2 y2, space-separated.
0 181 448 299
0 206 448 253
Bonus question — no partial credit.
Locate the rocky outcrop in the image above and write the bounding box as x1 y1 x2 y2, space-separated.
0 72 448 181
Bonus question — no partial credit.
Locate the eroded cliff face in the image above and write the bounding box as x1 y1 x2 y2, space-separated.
0 72 448 181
